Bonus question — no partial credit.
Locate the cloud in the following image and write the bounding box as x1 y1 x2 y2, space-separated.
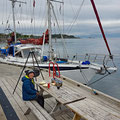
0 0 120 36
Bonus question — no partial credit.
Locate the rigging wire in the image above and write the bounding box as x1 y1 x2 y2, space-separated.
78 53 117 94
38 1 48 34
53 1 64 34
51 3 68 58
1 0 5 27
4 0 12 34
1 0 5 33
20 2 24 35
15 3 20 35
66 0 85 34
78 63 99 95
53 1 66 57
5 0 8 25
69 0 76 16
52 22 60 58
32 2 35 35
17 2 24 35
37 0 43 34
79 64 116 95
25 0 30 35
52 7 61 58
79 65 89 84
87 71 116 86
54 3 61 32
30 0 33 35
62 0 64 34
19 0 25 35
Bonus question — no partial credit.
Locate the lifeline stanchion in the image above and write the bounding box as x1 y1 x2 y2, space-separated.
13 51 44 94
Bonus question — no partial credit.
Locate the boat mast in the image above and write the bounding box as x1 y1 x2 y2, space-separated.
9 0 26 43
11 0 17 43
47 0 52 60
90 0 113 59
47 0 64 60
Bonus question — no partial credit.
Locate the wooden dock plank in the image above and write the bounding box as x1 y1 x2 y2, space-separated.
0 77 37 120
0 80 29 120
67 98 120 120
0 105 7 120
61 75 120 112
4 77 38 120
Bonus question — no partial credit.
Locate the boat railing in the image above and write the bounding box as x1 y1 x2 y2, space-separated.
42 51 120 67
67 53 120 66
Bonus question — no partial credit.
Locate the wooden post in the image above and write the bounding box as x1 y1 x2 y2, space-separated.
72 113 81 120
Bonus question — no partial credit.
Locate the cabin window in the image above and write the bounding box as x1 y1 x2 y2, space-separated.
31 48 41 56
23 49 30 58
15 52 22 57
22 48 41 58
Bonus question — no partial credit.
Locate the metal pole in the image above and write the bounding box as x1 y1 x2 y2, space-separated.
47 0 52 60
11 0 17 43
90 0 113 59
10 0 26 43
32 52 45 80
13 52 31 94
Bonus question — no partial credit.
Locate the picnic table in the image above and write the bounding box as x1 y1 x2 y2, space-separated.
67 98 120 120
36 78 86 116
36 77 120 120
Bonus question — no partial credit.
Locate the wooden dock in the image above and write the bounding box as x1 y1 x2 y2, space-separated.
0 63 120 120
0 105 7 120
0 63 74 120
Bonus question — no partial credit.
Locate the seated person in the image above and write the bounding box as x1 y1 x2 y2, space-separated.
22 70 44 108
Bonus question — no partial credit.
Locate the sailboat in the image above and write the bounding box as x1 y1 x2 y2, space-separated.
20 29 49 45
0 0 117 83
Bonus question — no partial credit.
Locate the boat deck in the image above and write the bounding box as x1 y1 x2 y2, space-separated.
0 63 120 120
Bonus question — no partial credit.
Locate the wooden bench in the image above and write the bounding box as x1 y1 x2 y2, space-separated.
24 100 54 120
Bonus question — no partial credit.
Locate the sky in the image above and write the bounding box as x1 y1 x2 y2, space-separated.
0 0 120 37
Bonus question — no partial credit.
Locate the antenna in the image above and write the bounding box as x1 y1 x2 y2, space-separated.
9 0 26 43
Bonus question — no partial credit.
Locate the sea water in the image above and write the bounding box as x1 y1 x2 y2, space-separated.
0 38 120 99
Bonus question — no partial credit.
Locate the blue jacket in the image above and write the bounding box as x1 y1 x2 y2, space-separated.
22 76 37 101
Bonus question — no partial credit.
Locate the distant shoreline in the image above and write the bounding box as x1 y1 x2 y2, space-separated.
0 33 79 43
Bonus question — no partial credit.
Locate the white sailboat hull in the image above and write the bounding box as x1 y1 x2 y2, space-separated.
0 43 117 83
0 55 103 83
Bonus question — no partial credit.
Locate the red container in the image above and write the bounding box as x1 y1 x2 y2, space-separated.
48 83 50 89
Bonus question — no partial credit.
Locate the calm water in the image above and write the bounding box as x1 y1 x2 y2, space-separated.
0 38 120 99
